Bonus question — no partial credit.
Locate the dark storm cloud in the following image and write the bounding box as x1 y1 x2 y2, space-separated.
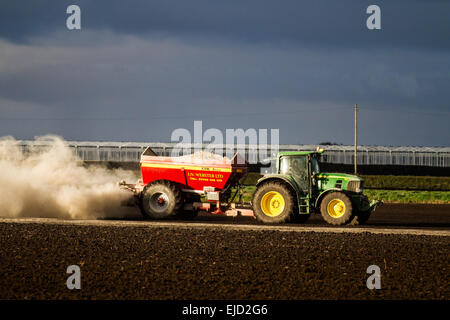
0 1 449 146
1 0 450 50
0 35 448 145
1 37 449 111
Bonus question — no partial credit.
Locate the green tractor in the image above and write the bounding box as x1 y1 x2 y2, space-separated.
252 149 381 225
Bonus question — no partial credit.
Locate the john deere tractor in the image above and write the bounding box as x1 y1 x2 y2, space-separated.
252 149 381 225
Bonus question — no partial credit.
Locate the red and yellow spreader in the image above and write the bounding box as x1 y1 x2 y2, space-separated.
119 147 253 219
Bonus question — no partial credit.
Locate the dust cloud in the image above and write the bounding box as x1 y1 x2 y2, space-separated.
0 136 138 219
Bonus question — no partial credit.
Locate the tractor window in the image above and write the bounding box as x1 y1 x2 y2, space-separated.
311 157 320 174
280 156 308 190
280 156 307 175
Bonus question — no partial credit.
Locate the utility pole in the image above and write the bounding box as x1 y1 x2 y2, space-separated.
354 103 358 175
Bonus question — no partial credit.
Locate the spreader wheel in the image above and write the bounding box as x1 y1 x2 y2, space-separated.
252 182 295 224
320 192 353 225
140 181 183 219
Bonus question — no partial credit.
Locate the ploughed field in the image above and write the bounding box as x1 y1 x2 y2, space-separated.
0 203 448 299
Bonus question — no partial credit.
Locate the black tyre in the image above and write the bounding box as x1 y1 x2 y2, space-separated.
140 181 183 219
320 192 353 225
349 210 371 225
252 182 295 224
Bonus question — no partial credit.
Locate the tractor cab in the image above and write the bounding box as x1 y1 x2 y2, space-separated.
276 150 323 193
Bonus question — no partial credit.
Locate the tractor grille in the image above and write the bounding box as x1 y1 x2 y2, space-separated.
347 180 363 193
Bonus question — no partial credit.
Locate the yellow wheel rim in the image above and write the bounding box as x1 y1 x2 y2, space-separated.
327 199 346 218
260 191 285 217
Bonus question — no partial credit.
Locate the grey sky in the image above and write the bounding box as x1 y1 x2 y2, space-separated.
0 0 449 146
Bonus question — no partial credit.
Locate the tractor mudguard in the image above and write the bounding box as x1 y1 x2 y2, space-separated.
256 174 301 195
314 188 345 208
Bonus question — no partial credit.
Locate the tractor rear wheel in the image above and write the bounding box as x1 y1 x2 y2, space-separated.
320 192 353 225
140 181 182 219
252 182 295 224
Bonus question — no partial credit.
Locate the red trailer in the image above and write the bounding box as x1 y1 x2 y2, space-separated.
119 147 253 219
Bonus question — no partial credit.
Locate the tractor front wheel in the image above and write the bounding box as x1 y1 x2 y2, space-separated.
320 192 353 225
252 182 294 224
